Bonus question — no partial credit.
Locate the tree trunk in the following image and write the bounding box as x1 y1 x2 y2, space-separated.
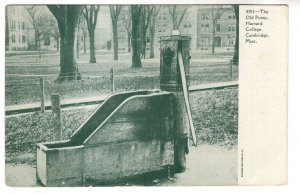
57 26 81 82
127 32 131 52
35 30 40 50
150 28 155 58
131 8 142 68
56 36 59 51
212 19 216 55
83 31 87 54
232 5 239 65
141 31 147 59
76 31 80 59
5 6 9 50
112 20 119 60
172 15 178 30
89 29 96 63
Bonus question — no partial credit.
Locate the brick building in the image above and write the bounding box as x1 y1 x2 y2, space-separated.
116 5 236 53
6 6 29 51
197 5 236 52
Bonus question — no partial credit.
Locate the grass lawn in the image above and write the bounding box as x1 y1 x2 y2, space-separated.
5 51 239 165
5 60 238 105
5 88 238 164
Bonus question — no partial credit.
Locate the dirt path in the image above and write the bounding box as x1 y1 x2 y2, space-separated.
5 144 237 187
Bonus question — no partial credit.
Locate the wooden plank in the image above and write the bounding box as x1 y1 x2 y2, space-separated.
189 81 238 92
178 52 197 146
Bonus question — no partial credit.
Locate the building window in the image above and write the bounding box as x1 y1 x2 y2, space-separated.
216 24 221 32
228 25 236 31
19 34 21 43
184 24 187 28
188 24 192 28
229 40 235 45
228 12 235 19
215 13 221 19
18 21 20 29
11 34 16 43
22 35 26 43
44 34 50 46
21 22 25 30
214 36 222 47
11 20 16 29
201 12 210 19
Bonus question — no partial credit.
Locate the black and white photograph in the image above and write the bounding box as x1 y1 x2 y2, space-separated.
5 3 279 187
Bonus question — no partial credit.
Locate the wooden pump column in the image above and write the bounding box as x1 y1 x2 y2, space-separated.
160 34 191 173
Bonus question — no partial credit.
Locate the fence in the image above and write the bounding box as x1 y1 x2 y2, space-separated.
5 59 239 114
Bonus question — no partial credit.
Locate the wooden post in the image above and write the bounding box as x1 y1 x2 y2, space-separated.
40 78 45 113
51 94 62 141
229 59 233 80
110 67 114 93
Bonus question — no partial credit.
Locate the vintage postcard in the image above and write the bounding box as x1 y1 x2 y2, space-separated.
3 1 287 187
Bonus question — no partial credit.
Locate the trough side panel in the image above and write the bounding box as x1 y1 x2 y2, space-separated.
46 147 83 186
83 139 173 182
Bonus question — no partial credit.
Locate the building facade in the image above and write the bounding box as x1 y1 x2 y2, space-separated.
197 5 236 52
6 6 29 51
5 5 236 53
116 5 236 53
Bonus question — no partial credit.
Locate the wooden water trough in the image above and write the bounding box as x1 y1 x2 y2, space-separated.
36 90 176 186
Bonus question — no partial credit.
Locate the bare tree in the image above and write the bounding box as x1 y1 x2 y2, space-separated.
109 5 122 60
168 5 187 30
82 5 100 63
78 13 88 54
25 5 59 59
5 6 9 50
47 5 83 82
122 7 132 52
139 6 155 59
232 5 239 65
211 6 232 54
25 6 48 51
149 6 160 59
131 5 143 68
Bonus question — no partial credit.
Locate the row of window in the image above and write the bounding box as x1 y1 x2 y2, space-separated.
199 37 235 47
11 34 26 43
200 23 236 32
10 20 25 30
200 12 236 20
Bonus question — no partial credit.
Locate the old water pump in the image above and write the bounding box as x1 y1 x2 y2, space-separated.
36 31 196 186
160 31 196 172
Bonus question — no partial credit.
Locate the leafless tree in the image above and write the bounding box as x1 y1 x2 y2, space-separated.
232 5 239 65
82 5 100 63
131 5 143 68
47 5 83 82
109 5 122 60
211 5 233 54
5 6 9 50
168 5 187 30
149 6 160 59
121 7 132 52
139 5 155 59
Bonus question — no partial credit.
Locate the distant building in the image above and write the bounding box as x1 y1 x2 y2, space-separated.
116 5 236 52
197 5 236 52
6 6 28 51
